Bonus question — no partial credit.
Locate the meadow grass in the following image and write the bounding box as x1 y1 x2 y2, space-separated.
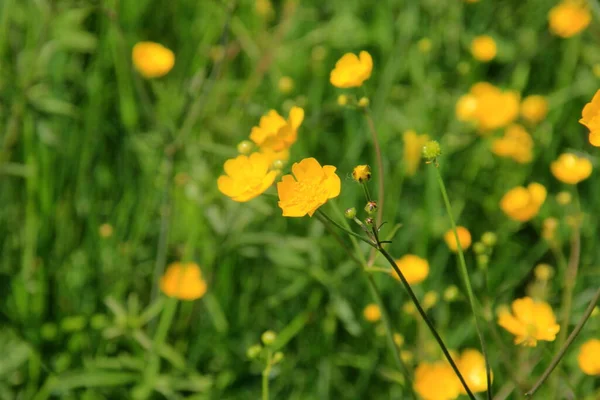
1 0 599 399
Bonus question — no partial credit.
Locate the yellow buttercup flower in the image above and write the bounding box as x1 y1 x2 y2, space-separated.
548 1 591 38
403 130 430 176
160 262 207 301
497 297 560 346
218 153 278 202
330 51 373 88
457 83 520 132
520 95 548 124
457 349 491 394
352 165 371 182
500 183 546 222
491 124 533 163
550 153 592 184
471 35 497 62
277 158 341 217
250 107 304 152
414 361 461 400
132 42 175 79
392 254 429 285
444 226 472 253
363 303 381 322
579 89 600 146
578 339 600 375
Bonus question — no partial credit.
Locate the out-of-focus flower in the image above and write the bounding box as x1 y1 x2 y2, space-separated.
457 83 520 132
423 291 439 310
337 94 348 106
392 254 429 284
534 264 554 281
556 191 572 205
352 165 371 182
444 226 472 252
278 76 294 94
132 42 175 78
255 0 275 19
403 130 430 176
160 262 207 301
578 339 600 375
330 51 373 88
491 124 533 163
550 153 592 184
500 183 546 222
218 153 278 202
394 333 405 347
363 303 381 322
444 285 459 301
99 223 113 238
520 95 549 124
250 107 304 152
457 349 491 394
548 1 591 38
579 89 600 147
414 361 461 400
471 35 497 62
418 38 432 53
542 217 559 241
497 296 560 346
277 158 341 217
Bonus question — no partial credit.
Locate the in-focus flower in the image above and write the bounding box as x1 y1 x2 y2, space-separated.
160 262 207 301
578 339 600 375
520 95 548 124
414 361 461 400
491 124 533 163
579 89 600 147
444 226 472 252
551 153 592 184
352 165 371 182
330 51 373 88
250 107 304 152
548 1 591 38
277 158 341 217
457 349 491 394
363 303 381 322
218 153 278 202
457 83 520 132
471 35 497 62
500 183 546 222
403 130 430 176
392 254 429 284
132 42 175 78
497 296 560 346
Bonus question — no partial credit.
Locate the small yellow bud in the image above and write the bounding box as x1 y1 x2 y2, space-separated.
400 350 413 363
278 76 294 94
247 344 262 359
594 64 600 78
363 303 381 322
337 94 348 106
393 333 405 347
473 242 486 255
556 191 572 205
457 61 471 75
237 140 253 154
592 306 599 317
534 263 554 281
352 165 371 183
358 97 370 108
272 351 284 364
443 285 459 302
481 232 497 247
477 254 489 267
402 302 416 315
418 38 432 53
422 140 441 161
311 45 327 62
272 159 285 170
99 223 114 238
423 291 438 310
261 330 277 346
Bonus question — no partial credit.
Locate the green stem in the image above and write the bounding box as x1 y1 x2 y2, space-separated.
316 209 376 248
526 286 600 397
377 246 477 400
262 350 272 400
432 165 491 400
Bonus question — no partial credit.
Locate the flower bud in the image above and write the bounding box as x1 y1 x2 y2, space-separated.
246 344 262 359
358 97 370 108
365 217 374 227
364 201 377 215
422 140 441 161
272 351 284 364
443 285 459 302
481 232 497 247
272 159 284 170
344 207 357 219
352 165 371 183
477 254 489 268
237 140 253 155
473 242 486 255
261 330 277 346
337 94 348 106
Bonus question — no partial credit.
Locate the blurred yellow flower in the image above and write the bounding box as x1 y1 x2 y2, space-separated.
337 94 348 106
578 339 600 375
457 349 491 394
250 107 304 152
520 95 548 124
548 1 591 38
497 296 560 346
99 223 113 238
457 83 520 132
218 153 278 202
277 158 341 217
550 153 592 184
471 35 497 62
255 0 274 19
579 89 600 147
534 263 554 281
403 130 430 176
160 262 207 301
278 76 294 94
491 124 533 163
363 303 381 322
542 217 559 241
132 42 175 79
500 183 546 222
556 191 572 205
444 226 472 253
330 51 373 88
352 165 371 182
414 361 461 400
392 254 429 284
423 291 439 310
394 333 405 347
418 38 432 53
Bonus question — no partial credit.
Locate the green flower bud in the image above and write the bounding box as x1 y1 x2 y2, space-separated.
365 217 374 227
364 201 377 215
344 207 357 219
237 140 253 155
272 159 284 170
358 97 370 108
246 344 262 359
481 232 497 247
473 242 486 255
272 351 284 364
261 330 277 346
422 140 441 161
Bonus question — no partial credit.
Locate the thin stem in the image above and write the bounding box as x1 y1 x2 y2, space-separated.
316 209 376 248
432 165 492 400
377 245 477 400
262 350 272 400
525 286 600 397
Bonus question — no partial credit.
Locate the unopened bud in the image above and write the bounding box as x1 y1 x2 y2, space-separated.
344 207 357 219
365 217 374 227
237 140 253 155
473 242 486 255
364 201 377 215
272 351 284 364
481 232 497 247
422 140 441 161
247 344 262 359
261 330 277 346
272 159 284 170
337 94 348 106
358 97 369 108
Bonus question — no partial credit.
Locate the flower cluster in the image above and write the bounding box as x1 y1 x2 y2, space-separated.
500 183 546 222
491 124 534 163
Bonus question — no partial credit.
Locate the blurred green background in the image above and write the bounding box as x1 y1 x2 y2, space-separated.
1 0 599 398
